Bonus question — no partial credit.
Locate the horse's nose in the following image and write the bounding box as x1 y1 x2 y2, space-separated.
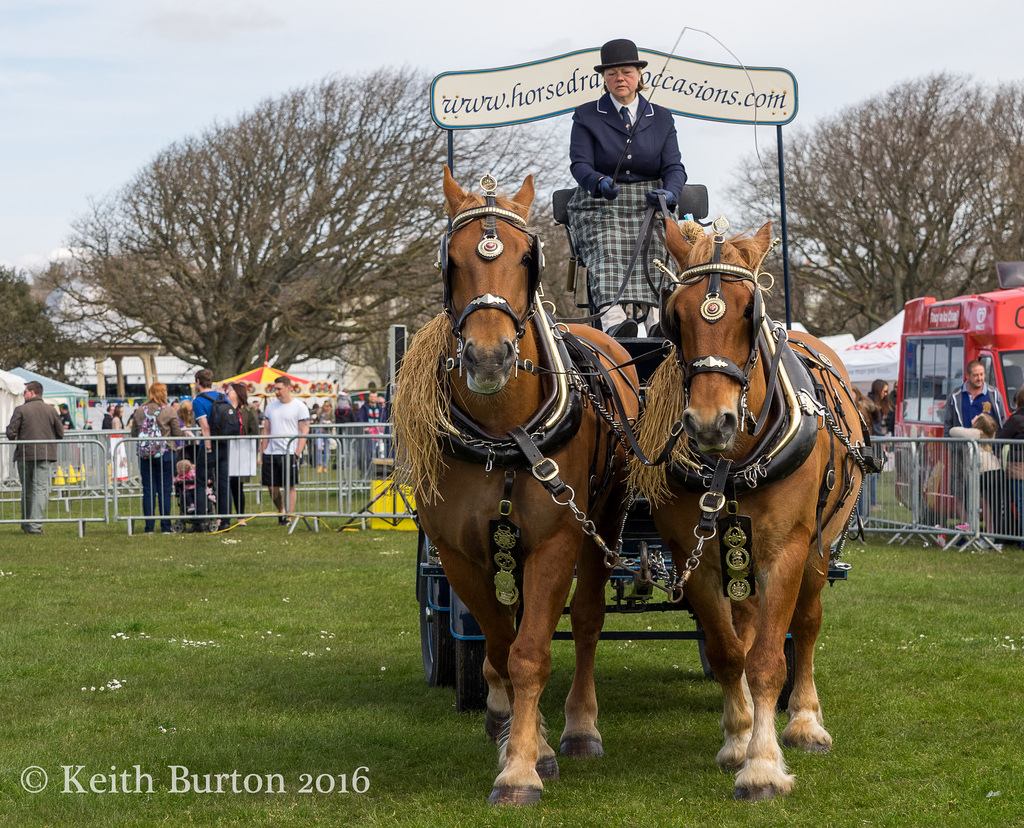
462 337 516 394
681 406 739 453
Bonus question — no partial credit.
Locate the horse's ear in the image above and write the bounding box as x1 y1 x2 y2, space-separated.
511 174 535 220
663 216 692 268
753 221 772 253
442 165 468 218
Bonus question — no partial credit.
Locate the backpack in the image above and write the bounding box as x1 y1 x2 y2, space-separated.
137 406 166 458
203 392 242 436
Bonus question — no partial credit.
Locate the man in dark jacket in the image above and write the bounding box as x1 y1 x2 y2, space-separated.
943 360 1006 435
6 381 64 534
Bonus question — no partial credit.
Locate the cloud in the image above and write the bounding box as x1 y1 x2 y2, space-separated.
135 3 286 43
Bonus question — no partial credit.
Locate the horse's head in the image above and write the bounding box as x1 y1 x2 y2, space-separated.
439 166 541 395
660 217 773 453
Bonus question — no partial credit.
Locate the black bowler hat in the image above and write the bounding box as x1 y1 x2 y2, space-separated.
594 39 648 73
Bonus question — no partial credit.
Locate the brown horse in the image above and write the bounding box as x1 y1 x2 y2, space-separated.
630 216 876 799
393 167 639 805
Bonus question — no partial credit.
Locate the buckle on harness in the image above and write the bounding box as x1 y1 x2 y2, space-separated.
698 491 726 514
531 458 560 482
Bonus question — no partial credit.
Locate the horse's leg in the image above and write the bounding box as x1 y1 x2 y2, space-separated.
683 554 753 771
560 537 608 758
781 557 832 753
734 543 806 800
490 537 576 806
432 548 526 769
484 651 514 744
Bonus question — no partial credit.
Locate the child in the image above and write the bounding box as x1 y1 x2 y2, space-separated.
174 459 197 517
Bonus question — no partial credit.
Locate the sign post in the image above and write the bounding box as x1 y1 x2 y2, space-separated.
431 47 799 325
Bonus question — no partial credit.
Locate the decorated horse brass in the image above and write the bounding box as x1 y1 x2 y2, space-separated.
719 513 755 602
491 518 522 605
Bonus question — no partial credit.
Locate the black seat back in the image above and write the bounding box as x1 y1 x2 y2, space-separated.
552 188 575 225
551 183 709 225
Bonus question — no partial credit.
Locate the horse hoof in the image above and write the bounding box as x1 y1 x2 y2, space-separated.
560 735 604 758
734 784 781 802
536 755 560 780
488 785 542 806
782 736 832 754
485 709 511 744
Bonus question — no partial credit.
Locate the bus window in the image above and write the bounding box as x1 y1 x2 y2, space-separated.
902 336 964 423
1000 351 1024 408
978 354 995 389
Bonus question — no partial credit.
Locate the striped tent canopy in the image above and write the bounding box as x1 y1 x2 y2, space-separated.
216 363 335 399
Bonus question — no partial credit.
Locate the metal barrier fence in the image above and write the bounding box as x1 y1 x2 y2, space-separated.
0 437 110 536
1 424 413 535
5 429 1023 548
860 436 1024 551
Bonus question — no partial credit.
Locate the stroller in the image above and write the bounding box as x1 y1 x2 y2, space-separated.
172 459 219 533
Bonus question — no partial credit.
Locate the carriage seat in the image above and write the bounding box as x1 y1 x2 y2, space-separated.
551 183 710 228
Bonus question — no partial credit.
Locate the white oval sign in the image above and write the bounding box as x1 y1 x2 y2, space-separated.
431 47 798 130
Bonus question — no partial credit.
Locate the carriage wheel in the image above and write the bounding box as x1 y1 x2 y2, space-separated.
417 531 455 688
777 636 796 711
455 638 488 713
694 618 714 678
695 619 795 710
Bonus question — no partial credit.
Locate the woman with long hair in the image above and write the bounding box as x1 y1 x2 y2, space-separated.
227 382 259 524
129 382 182 534
868 379 893 436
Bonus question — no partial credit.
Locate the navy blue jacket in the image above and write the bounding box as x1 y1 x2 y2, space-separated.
569 93 686 197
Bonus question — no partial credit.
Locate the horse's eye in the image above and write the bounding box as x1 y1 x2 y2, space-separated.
744 304 754 319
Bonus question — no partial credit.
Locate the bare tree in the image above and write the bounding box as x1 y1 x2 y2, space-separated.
727 74 1018 338
56 69 567 378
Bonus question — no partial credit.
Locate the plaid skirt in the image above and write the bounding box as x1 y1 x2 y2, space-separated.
566 180 671 310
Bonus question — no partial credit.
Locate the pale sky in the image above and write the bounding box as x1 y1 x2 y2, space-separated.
1 0 1020 271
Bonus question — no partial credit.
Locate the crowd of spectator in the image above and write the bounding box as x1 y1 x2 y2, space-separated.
4 371 388 534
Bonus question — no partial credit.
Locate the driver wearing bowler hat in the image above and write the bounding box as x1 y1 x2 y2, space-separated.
567 38 687 337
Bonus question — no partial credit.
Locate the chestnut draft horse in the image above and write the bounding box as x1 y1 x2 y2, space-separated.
393 167 639 805
630 217 880 800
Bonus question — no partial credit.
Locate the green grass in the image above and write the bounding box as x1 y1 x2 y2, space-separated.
0 523 1022 826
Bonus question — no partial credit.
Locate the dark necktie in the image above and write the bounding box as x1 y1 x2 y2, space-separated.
619 106 631 130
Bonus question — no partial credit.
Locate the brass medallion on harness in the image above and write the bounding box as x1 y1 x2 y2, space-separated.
719 510 755 602
490 518 522 605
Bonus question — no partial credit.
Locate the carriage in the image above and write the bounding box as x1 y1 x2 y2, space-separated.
394 44 881 804
414 182 855 712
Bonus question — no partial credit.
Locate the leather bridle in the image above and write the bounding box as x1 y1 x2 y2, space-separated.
435 176 543 353
661 217 777 432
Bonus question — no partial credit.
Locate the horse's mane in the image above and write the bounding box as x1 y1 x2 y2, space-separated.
627 354 692 505
685 229 766 270
391 313 454 504
446 190 533 228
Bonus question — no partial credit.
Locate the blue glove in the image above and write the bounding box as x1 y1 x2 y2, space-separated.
597 178 619 200
646 188 677 210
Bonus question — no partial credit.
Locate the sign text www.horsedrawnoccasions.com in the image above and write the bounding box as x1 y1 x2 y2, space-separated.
19 764 370 795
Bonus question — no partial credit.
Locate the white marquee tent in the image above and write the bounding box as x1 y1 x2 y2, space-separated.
838 311 904 389
0 368 26 430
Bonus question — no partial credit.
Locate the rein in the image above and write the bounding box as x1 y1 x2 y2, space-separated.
557 192 672 325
